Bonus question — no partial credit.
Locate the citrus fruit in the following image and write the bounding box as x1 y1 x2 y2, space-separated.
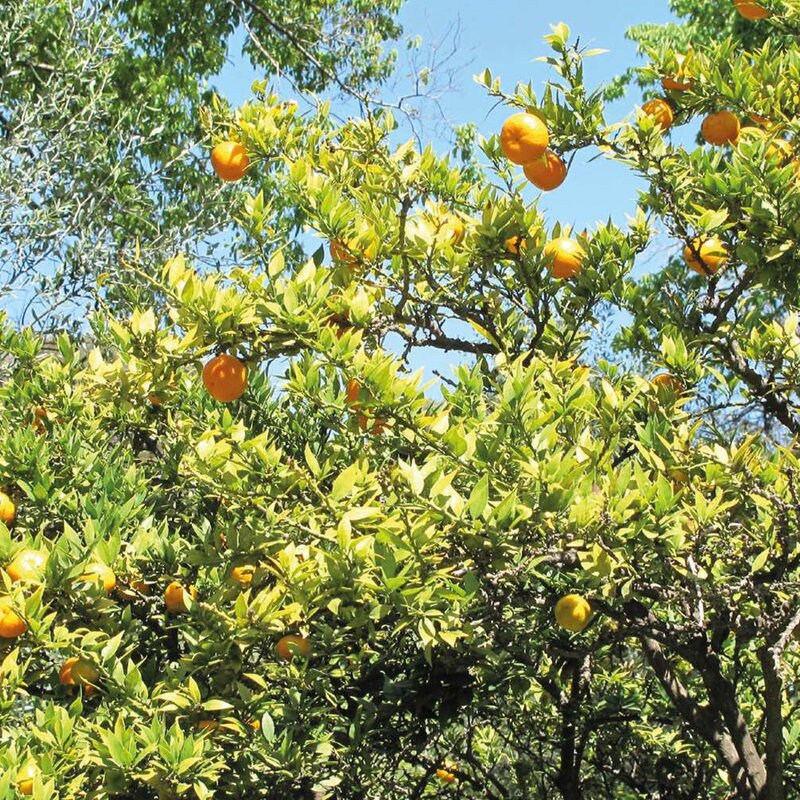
231 565 255 587
683 237 728 275
275 634 312 661
444 215 466 245
701 111 740 145
59 656 99 688
0 601 26 638
164 581 198 613
17 763 38 796
523 150 567 191
641 99 674 131
500 112 549 165
555 594 593 632
210 141 250 182
32 406 48 434
6 549 46 583
345 379 362 407
330 239 359 265
734 0 770 19
543 237 586 279
0 491 16 525
202 354 247 402
436 769 457 783
505 235 527 256
79 563 117 593
651 373 684 395
196 719 220 733
358 412 386 435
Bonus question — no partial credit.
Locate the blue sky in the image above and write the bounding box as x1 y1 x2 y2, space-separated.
217 0 677 233
215 1 679 381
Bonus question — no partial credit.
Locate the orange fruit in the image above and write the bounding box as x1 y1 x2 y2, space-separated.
17 763 38 796
247 718 261 730
500 112 549 165
210 141 250 182
164 581 198 614
345 379 362 407
651 373 684 395
32 406 48 434
555 594 593 633
275 634 312 661
0 491 16 525
523 150 567 191
59 657 99 689
701 111 740 145
436 769 456 783
749 114 772 126
734 0 770 19
641 99 674 131
330 239 358 265
6 549 46 583
196 719 220 733
683 236 728 275
79 563 117 593
202 354 247 403
326 311 351 339
0 601 26 638
231 565 255 587
357 412 386 435
661 74 693 92
505 235 527 256
543 237 586 280
149 394 163 406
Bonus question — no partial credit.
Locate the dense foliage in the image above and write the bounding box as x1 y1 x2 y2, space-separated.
2 1 800 800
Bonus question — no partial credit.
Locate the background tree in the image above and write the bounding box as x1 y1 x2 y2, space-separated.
0 0 404 330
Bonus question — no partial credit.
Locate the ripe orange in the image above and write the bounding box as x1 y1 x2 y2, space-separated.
701 111 740 146
543 237 586 280
164 581 198 613
555 594 593 633
651 373 684 395
231 565 255 587
0 491 16 525
661 74 693 91
436 769 457 784
500 112 549 165
79 563 117 593
17 763 38 796
641 99 674 131
196 719 220 733
210 141 250 182
32 406 48 434
749 114 772 126
683 237 728 275
505 235 527 256
734 0 770 19
59 657 99 689
0 601 26 638
202 354 247 403
358 412 386 435
275 634 312 661
326 311 351 339
523 150 567 191
330 239 358 265
6 549 46 583
345 379 362 407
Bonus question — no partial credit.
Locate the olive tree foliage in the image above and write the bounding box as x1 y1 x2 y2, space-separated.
3 3 800 800
0 0 403 331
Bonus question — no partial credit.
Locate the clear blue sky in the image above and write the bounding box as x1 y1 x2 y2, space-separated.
217 0 677 232
215 1 679 381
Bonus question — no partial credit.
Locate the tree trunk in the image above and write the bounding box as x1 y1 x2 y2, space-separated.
759 647 785 800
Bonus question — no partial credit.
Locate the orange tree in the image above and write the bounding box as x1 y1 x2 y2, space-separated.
2 2 800 799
